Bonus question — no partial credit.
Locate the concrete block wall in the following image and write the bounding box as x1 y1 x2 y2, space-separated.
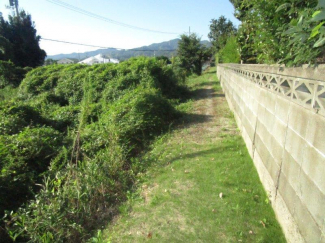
217 64 325 243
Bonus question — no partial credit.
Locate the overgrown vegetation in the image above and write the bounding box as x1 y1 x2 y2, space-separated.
0 57 189 242
228 0 323 65
0 61 29 88
208 0 324 66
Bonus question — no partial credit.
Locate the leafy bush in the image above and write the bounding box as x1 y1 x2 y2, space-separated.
2 57 188 242
102 86 179 156
0 61 27 88
0 103 48 135
218 36 241 64
0 127 63 215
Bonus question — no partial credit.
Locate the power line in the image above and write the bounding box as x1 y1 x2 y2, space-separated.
40 37 177 52
46 0 181 35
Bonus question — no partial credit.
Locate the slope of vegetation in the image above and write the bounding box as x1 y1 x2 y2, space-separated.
0 57 189 242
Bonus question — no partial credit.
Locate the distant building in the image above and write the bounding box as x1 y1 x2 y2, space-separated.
58 58 75 64
78 54 119 65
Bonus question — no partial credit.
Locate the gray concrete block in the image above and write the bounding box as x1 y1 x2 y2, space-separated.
302 145 325 195
305 112 325 156
270 118 287 147
274 96 291 124
298 166 325 232
284 128 305 164
263 107 276 134
278 171 299 217
269 135 284 165
280 150 302 199
254 128 279 183
277 172 321 243
258 89 268 108
288 103 310 140
264 91 277 114
291 189 323 243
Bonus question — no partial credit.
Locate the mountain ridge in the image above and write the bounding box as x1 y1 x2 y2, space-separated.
47 39 211 61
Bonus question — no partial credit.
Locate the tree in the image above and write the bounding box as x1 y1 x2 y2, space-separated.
218 36 240 63
277 0 324 65
177 34 210 76
208 16 237 53
44 58 58 65
0 10 46 67
229 0 320 65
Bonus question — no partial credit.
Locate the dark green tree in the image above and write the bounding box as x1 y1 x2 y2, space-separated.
208 16 237 53
177 33 210 76
44 58 58 65
0 10 46 67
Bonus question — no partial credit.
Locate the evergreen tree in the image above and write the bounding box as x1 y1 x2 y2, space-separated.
177 33 210 76
0 10 46 67
208 16 237 53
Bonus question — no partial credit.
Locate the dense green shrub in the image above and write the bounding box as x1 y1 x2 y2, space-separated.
0 103 49 135
2 57 188 242
102 86 179 156
218 36 241 64
0 61 27 88
0 127 63 215
8 142 130 242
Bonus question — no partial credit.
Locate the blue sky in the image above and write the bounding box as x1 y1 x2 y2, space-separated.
1 0 240 55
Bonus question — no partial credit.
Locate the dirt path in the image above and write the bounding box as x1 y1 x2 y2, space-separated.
103 69 285 243
178 74 237 145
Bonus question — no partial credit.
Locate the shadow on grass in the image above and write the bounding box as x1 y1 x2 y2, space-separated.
204 69 216 74
192 81 216 88
168 146 234 164
175 113 213 127
190 88 225 101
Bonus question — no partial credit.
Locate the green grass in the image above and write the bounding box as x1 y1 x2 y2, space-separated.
101 67 286 243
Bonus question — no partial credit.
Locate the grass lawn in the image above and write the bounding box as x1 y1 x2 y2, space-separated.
101 68 286 243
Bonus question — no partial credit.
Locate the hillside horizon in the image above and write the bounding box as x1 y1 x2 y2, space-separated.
47 39 211 61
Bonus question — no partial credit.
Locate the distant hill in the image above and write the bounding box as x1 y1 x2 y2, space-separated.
47 39 211 61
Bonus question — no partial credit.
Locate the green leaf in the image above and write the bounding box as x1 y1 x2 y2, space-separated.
276 3 291 12
284 28 296 35
298 16 304 26
313 11 322 18
317 0 325 9
311 11 325 22
310 21 325 38
319 26 325 34
313 37 325 47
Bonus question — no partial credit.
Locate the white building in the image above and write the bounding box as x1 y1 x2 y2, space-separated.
78 54 119 65
57 58 75 64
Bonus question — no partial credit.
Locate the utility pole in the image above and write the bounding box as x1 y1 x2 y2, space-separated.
9 0 19 18
189 26 191 36
14 0 19 18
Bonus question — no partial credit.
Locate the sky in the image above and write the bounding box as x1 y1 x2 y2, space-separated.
0 0 240 56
